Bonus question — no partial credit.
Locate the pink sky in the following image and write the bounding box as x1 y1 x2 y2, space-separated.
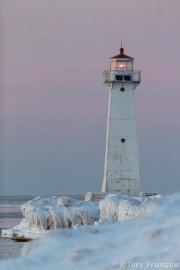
1 0 180 195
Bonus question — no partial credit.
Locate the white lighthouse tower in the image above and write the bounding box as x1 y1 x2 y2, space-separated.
102 46 141 196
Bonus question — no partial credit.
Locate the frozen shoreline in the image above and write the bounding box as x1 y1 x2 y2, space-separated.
0 192 180 270
2 193 163 241
1 195 100 240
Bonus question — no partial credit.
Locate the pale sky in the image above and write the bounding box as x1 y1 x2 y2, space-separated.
0 0 180 195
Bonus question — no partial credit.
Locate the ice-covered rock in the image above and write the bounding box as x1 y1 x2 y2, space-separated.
22 196 99 229
99 194 162 221
2 196 99 240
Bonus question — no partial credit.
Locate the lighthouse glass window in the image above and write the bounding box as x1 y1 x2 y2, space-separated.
110 60 133 71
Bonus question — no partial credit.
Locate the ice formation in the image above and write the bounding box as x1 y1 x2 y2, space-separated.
84 192 94 201
99 193 163 221
2 193 165 241
1 196 99 240
1 193 180 270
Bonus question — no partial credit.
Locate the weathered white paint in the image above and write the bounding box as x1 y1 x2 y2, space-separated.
102 50 141 196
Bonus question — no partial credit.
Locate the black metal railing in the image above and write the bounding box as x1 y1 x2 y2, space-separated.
103 70 141 83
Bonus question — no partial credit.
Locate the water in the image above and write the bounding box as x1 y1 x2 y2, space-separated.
0 196 34 261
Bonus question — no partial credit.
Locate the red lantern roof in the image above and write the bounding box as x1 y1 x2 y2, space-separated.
111 47 134 60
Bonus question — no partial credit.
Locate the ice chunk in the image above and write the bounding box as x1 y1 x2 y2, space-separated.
85 192 94 201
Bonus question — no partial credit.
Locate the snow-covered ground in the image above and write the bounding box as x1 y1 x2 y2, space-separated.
1 193 180 270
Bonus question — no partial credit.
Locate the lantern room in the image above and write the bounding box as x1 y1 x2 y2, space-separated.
110 47 134 71
103 46 141 84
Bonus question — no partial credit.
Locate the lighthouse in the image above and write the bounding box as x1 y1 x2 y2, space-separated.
102 46 141 196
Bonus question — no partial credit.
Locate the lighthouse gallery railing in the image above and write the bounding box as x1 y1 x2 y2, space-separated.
103 70 141 84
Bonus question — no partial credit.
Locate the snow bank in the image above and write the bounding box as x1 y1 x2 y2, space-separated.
99 194 162 221
1 193 180 270
1 196 99 240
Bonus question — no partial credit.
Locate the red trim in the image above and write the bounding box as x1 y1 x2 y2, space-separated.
111 47 134 60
